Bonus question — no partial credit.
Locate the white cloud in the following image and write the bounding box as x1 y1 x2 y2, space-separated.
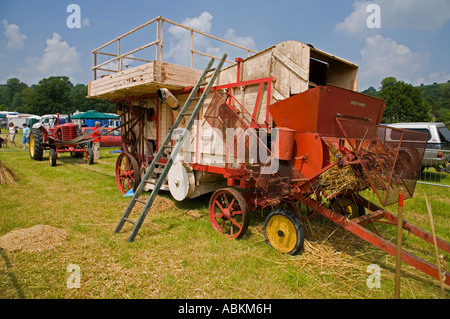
165 12 256 68
2 19 27 49
82 18 90 27
166 12 214 66
17 33 81 85
224 28 257 50
359 34 429 89
336 0 450 35
336 1 371 36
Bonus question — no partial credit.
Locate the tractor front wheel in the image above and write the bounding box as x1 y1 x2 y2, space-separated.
49 148 57 167
209 188 249 239
264 209 304 255
86 148 94 165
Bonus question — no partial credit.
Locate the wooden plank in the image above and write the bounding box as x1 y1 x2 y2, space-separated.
272 47 308 81
88 61 203 99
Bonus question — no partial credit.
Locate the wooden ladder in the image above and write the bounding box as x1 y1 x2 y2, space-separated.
114 53 228 242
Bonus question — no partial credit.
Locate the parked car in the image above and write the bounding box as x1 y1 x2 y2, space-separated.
386 122 450 172
82 127 122 147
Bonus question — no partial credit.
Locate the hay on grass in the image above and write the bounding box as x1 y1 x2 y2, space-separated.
0 225 67 253
131 195 177 215
0 160 19 184
318 153 369 198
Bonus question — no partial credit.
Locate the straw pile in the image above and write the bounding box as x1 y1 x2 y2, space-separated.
0 160 19 184
131 194 177 215
318 153 369 198
0 225 67 252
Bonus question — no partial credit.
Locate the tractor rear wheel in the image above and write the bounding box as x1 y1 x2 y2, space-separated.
29 128 44 160
49 148 57 166
264 209 304 255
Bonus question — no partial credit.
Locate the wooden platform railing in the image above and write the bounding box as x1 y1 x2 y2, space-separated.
91 16 258 80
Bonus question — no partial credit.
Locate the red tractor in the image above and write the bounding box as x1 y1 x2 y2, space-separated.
29 114 95 166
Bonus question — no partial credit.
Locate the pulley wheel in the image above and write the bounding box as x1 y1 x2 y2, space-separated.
168 160 195 201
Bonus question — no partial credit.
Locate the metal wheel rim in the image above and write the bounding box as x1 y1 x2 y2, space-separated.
209 188 248 239
265 214 298 253
115 152 140 194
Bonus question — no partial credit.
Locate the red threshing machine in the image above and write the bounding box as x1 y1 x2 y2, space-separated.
203 84 449 285
86 16 448 285
29 114 95 166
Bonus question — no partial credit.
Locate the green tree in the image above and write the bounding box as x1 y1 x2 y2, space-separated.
362 86 378 97
378 77 432 123
70 84 115 113
6 78 28 107
23 76 74 116
437 84 450 110
380 77 397 90
0 85 9 107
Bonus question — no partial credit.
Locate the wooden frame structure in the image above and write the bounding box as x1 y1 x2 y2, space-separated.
90 16 258 81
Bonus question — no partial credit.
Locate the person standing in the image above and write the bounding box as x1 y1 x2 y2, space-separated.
8 122 17 147
22 123 30 149
91 121 101 160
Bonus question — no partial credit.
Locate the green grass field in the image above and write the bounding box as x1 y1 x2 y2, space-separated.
0 142 448 299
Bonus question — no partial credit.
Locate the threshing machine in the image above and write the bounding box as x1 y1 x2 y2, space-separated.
86 17 449 285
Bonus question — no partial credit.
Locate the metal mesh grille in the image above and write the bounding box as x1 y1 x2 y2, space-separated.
61 125 78 141
255 161 302 206
204 92 243 139
337 118 428 206
204 92 304 205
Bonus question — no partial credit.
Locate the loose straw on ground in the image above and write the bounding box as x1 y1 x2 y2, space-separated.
424 194 446 298
0 160 19 184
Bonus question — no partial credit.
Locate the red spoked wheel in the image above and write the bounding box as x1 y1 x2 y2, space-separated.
115 152 141 194
209 188 249 239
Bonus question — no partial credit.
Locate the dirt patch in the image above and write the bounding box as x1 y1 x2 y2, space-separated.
0 225 67 253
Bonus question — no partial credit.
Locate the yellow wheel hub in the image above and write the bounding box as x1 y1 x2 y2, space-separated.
29 134 35 157
265 214 298 254
331 198 360 219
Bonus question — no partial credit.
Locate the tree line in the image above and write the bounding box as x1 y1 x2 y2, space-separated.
0 76 115 116
362 77 450 126
1 75 449 126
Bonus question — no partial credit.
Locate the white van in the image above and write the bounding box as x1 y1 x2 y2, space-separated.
387 122 450 172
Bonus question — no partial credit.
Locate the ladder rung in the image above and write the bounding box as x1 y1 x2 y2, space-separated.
191 97 201 100
135 199 146 205
183 112 193 116
115 53 228 242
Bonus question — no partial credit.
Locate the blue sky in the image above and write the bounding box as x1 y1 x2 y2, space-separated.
1 0 450 91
